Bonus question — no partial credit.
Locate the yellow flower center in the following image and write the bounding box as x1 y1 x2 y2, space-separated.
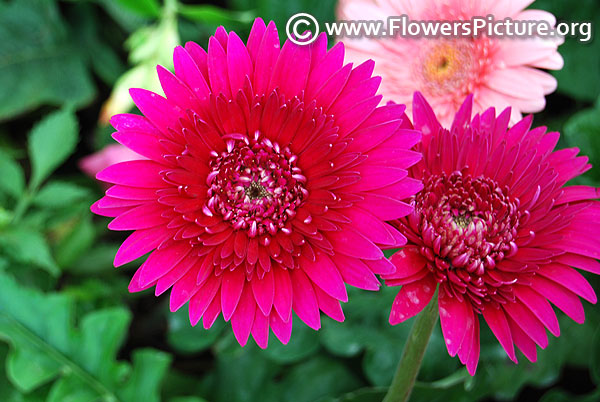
419 41 472 94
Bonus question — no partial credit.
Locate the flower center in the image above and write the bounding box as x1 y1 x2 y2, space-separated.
205 131 308 237
420 42 471 93
410 170 521 309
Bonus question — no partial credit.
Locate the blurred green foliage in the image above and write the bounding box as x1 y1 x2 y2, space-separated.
0 0 599 401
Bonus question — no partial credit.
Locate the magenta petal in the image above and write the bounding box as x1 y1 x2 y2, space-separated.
438 292 471 357
221 269 245 321
189 274 221 325
507 315 538 363
503 301 548 348
273 268 293 322
138 241 191 287
110 113 159 134
251 310 269 349
314 285 345 322
357 193 413 220
156 253 198 296
301 252 347 302
530 276 586 324
327 227 383 260
251 269 274 316
169 267 201 312
482 305 517 363
108 203 167 231
97 160 165 188
389 274 436 325
385 248 427 280
227 32 253 92
128 267 155 292
514 285 560 336
246 18 267 64
450 94 473 133
290 269 321 330
231 284 256 346
412 92 442 145
174 46 210 101
539 263 597 303
114 226 170 266
270 311 292 344
335 255 381 291
129 88 183 133
207 37 231 96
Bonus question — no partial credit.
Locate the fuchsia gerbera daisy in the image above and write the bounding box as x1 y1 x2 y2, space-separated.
91 19 423 347
384 93 599 374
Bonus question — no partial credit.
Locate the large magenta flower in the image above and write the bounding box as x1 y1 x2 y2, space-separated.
91 19 423 347
384 93 599 374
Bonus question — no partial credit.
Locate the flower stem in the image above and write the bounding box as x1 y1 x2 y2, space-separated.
383 292 439 402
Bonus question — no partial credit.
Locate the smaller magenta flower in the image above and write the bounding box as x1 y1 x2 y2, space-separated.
385 92 599 375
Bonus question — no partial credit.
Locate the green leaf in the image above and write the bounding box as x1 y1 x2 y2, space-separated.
280 357 362 402
0 229 59 276
263 316 320 363
332 387 387 402
0 272 172 401
32 181 91 209
0 0 95 121
177 4 255 25
563 102 600 182
28 108 79 189
213 343 277 402
592 324 600 385
534 0 600 101
0 151 25 199
112 0 161 18
55 214 96 269
167 308 225 354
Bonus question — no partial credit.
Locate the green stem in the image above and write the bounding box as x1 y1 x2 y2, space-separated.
11 191 32 224
383 292 439 402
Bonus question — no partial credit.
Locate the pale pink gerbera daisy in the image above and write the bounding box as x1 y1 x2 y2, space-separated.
338 0 563 125
384 93 599 374
91 19 423 347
